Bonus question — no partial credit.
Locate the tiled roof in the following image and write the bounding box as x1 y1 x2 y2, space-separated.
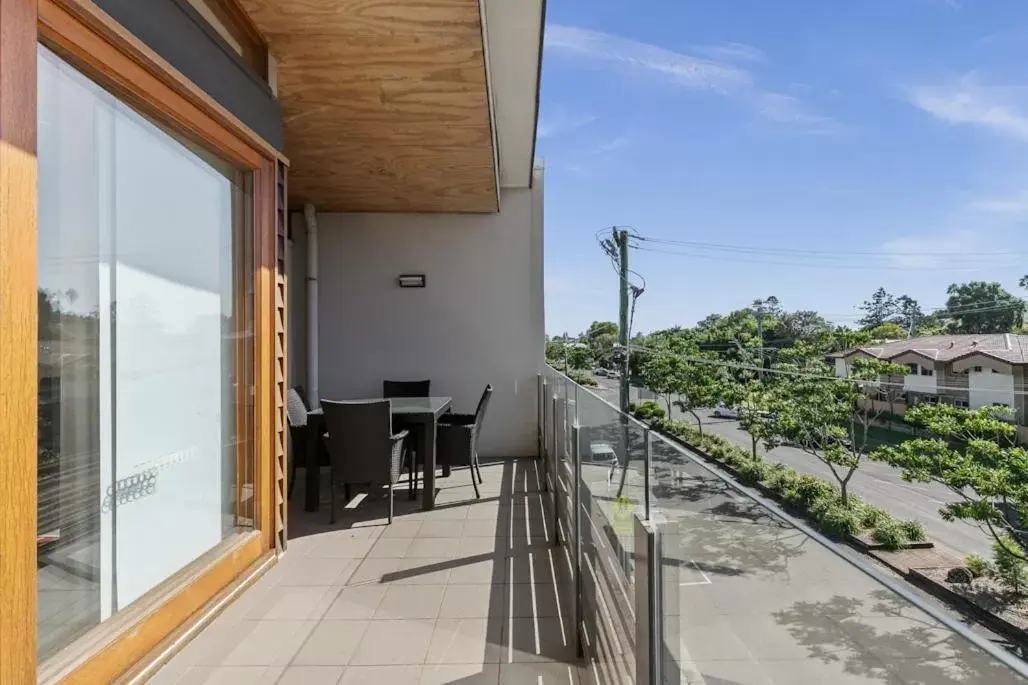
840 334 1028 364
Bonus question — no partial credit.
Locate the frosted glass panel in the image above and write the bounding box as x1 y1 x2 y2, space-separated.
36 44 253 659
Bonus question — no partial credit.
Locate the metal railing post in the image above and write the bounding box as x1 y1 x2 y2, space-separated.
572 423 583 659
536 373 543 462
551 392 559 493
634 516 663 685
554 396 565 547
541 379 549 492
643 427 651 520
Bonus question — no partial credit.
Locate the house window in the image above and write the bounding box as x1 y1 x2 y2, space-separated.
906 363 919 375
954 399 969 408
993 402 1011 408
973 366 983 373
920 367 934 376
36 46 254 660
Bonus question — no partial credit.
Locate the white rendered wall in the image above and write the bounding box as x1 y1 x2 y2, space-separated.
313 169 545 457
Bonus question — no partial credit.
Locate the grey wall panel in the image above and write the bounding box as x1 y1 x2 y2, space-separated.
94 0 284 151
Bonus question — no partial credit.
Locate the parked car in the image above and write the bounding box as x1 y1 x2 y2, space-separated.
608 370 621 379
595 368 608 377
713 401 739 419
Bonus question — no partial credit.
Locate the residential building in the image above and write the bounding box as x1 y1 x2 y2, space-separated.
832 334 1028 422
1 0 543 680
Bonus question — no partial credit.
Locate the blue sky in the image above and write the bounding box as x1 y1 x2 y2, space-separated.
539 0 1028 336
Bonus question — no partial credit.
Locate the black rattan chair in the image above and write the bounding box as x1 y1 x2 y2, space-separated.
383 379 431 495
437 385 493 499
286 386 329 499
382 379 431 398
321 399 412 524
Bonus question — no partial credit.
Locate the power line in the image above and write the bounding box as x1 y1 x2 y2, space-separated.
628 341 1028 397
632 244 1022 272
633 236 1028 258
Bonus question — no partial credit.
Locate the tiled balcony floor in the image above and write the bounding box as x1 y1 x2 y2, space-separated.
150 459 585 685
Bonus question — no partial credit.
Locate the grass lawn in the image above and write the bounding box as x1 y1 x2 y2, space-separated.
855 424 912 449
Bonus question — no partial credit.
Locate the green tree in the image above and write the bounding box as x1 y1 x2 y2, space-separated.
872 403 1028 560
640 348 689 416
858 287 897 329
867 322 907 342
584 321 619 369
945 281 1025 334
893 295 923 334
672 358 727 436
764 358 907 505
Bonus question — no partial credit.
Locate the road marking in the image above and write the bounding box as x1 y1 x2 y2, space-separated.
679 560 713 586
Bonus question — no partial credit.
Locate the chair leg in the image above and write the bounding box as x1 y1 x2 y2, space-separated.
474 453 484 484
329 472 336 525
470 459 481 499
388 482 394 524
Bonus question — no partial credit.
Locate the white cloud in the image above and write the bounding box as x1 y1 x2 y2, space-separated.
882 229 978 269
967 189 1028 216
537 107 596 138
908 75 1028 142
545 25 834 133
592 137 631 154
695 42 766 64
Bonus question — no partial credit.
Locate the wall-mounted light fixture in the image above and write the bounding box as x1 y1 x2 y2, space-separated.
397 274 426 288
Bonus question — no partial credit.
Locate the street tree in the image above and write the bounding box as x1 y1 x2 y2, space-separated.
872 403 1028 561
945 281 1025 334
672 357 727 436
858 288 897 329
764 358 907 505
640 348 689 416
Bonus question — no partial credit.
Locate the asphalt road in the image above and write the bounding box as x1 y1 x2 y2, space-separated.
589 377 993 559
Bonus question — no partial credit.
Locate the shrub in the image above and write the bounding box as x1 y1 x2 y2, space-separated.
737 459 769 485
762 463 800 497
788 475 838 509
569 371 599 388
993 535 1028 595
871 520 906 551
856 504 891 530
899 519 926 542
632 400 665 421
816 503 861 538
965 554 992 579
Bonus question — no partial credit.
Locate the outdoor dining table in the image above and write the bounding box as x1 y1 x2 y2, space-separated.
304 396 453 513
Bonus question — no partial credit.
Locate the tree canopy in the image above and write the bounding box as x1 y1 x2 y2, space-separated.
945 281 1025 334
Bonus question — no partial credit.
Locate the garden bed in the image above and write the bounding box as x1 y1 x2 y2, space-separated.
649 419 930 550
848 531 933 552
910 567 1028 647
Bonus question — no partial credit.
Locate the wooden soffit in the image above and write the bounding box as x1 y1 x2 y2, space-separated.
240 0 498 213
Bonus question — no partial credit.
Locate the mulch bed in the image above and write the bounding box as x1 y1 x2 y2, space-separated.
911 567 1028 646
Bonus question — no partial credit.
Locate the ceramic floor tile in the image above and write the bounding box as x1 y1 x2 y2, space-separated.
339 665 422 685
374 584 445 620
439 584 505 619
292 620 370 666
325 585 388 620
421 663 501 685
499 662 580 685
275 665 346 685
350 619 435 666
426 618 503 664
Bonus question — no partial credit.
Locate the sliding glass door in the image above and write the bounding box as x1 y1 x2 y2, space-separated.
36 44 254 660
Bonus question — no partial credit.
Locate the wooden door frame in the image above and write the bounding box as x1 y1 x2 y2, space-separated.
0 0 288 681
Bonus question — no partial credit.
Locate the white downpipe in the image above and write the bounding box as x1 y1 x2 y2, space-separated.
304 204 319 408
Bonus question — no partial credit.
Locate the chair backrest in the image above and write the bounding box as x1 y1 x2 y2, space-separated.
286 387 309 428
321 399 393 483
383 379 431 398
471 384 494 447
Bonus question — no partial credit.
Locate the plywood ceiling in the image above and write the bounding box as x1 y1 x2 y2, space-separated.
240 0 497 213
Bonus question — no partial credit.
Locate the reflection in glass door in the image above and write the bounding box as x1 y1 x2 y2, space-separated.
36 44 254 661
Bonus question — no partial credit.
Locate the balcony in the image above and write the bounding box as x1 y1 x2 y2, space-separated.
150 367 1028 684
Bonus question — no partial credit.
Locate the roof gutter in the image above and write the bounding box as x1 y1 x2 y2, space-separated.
527 0 547 188
477 0 501 212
